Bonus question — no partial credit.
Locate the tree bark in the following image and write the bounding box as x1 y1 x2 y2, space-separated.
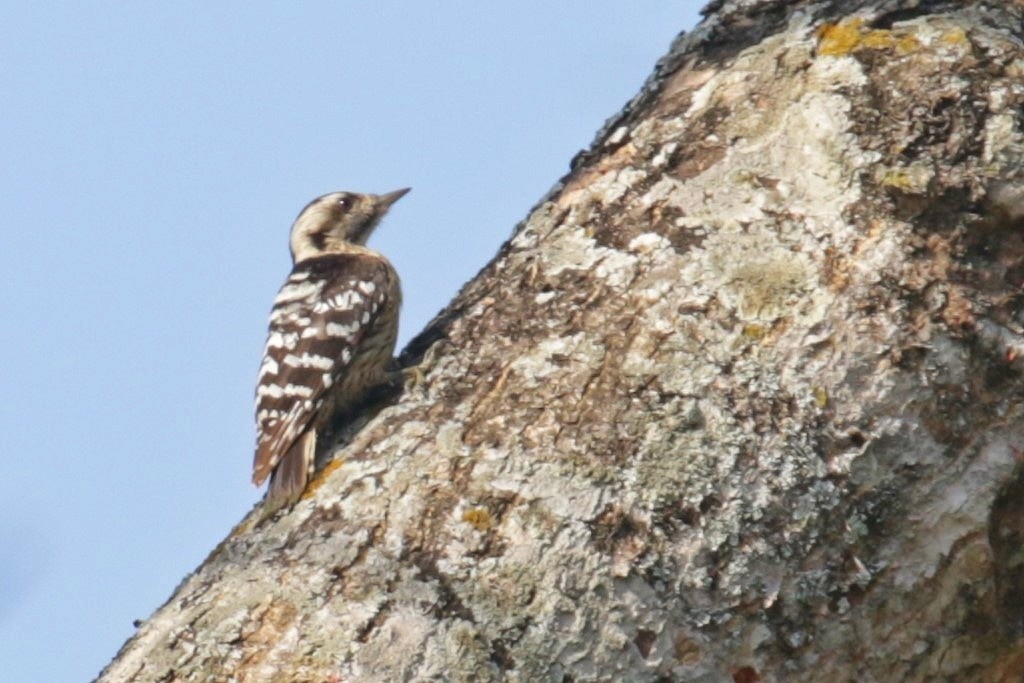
100 1 1024 681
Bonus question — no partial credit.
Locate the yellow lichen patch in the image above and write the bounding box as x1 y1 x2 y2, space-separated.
461 507 494 531
741 323 767 340
817 18 919 57
859 29 895 50
301 458 345 500
813 386 829 409
863 30 919 54
939 27 969 46
880 169 914 190
817 18 865 56
877 163 935 194
893 33 921 54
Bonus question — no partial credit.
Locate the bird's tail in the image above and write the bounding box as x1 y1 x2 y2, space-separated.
263 430 316 515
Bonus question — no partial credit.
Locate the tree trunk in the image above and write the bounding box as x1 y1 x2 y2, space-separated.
99 1 1024 681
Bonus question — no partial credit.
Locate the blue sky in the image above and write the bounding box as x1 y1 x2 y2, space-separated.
0 3 701 680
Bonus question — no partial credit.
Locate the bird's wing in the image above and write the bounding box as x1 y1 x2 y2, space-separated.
252 254 393 486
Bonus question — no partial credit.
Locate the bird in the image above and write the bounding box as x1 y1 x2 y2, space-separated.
253 188 409 512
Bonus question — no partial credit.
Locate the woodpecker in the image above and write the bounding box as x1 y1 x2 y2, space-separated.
253 188 408 511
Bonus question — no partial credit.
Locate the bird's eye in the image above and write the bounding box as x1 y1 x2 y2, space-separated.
337 196 353 210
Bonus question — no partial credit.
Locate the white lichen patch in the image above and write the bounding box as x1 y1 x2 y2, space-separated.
593 250 639 289
509 200 563 251
727 245 816 320
669 28 873 252
627 231 673 255
640 33 872 333
891 438 1017 590
593 166 649 206
983 110 1024 165
528 465 607 521
650 141 679 168
508 332 603 389
541 225 636 282
353 606 436 678
686 67 759 119
435 420 471 459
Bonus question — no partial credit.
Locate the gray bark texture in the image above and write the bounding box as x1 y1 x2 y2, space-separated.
100 1 1024 681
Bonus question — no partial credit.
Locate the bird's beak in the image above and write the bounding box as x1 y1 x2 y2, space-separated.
378 187 411 208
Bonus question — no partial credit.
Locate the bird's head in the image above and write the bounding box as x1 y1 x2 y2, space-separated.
289 188 409 263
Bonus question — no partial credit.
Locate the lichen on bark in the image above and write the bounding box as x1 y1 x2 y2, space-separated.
100 2 1024 682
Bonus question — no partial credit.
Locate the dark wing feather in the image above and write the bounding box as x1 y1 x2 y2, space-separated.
252 254 392 486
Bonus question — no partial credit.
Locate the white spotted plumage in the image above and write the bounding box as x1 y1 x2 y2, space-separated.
252 189 407 512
